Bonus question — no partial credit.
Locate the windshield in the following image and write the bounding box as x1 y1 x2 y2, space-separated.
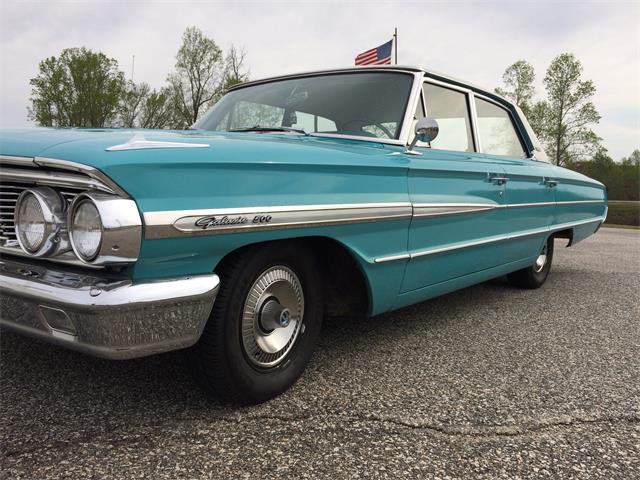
193 72 415 140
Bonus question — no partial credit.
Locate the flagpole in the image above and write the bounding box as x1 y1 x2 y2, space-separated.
393 28 397 64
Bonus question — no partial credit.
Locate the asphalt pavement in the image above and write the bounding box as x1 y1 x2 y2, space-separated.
1 227 639 479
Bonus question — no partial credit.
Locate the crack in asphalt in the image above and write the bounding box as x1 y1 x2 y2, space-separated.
6 412 638 459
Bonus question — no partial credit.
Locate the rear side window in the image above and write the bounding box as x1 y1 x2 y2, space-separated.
423 83 474 152
474 97 525 158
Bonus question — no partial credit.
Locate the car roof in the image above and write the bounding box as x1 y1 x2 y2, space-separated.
227 65 512 107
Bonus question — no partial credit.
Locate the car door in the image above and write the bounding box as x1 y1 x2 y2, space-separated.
401 81 510 293
473 95 556 264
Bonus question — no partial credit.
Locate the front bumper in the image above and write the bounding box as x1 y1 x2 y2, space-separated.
0 257 219 359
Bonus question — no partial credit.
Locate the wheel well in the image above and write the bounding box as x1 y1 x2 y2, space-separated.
553 228 574 246
214 237 370 318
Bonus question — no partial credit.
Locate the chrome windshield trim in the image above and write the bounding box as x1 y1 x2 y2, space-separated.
144 202 412 239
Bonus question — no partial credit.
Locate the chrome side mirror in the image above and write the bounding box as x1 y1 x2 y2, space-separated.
406 116 439 154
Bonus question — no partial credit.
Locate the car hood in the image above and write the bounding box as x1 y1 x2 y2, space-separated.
0 127 394 169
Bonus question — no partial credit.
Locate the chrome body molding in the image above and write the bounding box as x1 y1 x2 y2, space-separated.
0 165 116 194
375 215 606 263
0 156 128 197
143 200 607 240
412 203 498 218
105 134 210 152
0 257 220 359
143 203 413 239
34 157 129 197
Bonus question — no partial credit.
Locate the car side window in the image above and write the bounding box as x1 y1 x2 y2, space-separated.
422 83 474 152
474 97 526 158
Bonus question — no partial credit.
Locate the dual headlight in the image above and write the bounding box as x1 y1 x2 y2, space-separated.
14 187 141 264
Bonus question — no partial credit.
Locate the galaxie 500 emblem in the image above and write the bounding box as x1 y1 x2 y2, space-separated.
194 215 272 230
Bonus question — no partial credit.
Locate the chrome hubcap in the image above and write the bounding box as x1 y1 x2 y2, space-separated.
534 244 548 273
241 266 304 368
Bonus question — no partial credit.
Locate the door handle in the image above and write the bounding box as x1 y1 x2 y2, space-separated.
490 176 509 185
544 179 558 188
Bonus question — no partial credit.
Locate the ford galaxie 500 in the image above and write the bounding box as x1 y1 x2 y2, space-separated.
0 66 607 403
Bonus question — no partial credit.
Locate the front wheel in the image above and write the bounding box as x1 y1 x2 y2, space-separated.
507 236 555 289
188 243 323 404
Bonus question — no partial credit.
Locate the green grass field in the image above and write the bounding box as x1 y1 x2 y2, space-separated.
605 201 640 227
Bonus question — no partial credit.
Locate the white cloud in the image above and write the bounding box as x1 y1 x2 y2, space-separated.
1 0 638 158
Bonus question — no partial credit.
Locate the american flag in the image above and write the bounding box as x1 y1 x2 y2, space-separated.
355 39 393 66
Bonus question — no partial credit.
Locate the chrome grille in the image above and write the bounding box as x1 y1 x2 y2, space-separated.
0 182 81 246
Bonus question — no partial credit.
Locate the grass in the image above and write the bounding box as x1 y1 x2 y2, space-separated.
605 201 640 227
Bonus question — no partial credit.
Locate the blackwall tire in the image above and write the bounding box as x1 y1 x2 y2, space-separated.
507 236 555 289
188 242 323 404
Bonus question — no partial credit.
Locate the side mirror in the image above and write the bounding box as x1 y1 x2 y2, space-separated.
406 116 439 154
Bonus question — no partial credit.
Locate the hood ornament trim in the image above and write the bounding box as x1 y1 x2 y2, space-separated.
106 134 210 152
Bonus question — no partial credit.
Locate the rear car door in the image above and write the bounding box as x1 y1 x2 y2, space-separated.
473 95 555 264
401 81 509 293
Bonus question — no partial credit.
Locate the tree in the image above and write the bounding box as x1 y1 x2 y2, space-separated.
536 53 601 166
139 87 177 129
119 81 151 128
29 47 126 127
168 27 225 127
222 45 250 90
495 60 536 117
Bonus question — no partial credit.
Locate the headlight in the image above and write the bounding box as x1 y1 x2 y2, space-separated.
67 192 141 265
69 198 103 261
14 187 68 256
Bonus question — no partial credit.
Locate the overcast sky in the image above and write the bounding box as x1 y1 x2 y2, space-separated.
1 0 638 159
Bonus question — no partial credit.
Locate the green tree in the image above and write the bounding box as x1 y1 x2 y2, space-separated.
536 53 601 166
29 47 126 127
119 81 151 128
139 87 176 129
222 45 250 90
168 26 226 127
495 60 536 117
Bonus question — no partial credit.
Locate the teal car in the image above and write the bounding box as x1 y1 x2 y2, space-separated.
0 66 607 403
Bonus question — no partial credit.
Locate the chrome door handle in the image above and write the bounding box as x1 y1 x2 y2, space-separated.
490 176 509 185
544 179 558 188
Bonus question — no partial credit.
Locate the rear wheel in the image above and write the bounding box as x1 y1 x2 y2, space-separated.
189 242 323 404
507 236 555 289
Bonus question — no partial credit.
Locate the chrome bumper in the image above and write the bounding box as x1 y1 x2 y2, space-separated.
0 257 219 359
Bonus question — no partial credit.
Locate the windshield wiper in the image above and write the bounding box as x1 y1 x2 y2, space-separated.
230 126 310 136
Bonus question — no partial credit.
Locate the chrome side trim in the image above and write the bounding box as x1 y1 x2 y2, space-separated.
144 202 413 239
555 200 605 206
144 200 607 240
506 201 555 208
374 215 606 263
374 253 411 264
408 215 605 259
413 203 497 218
